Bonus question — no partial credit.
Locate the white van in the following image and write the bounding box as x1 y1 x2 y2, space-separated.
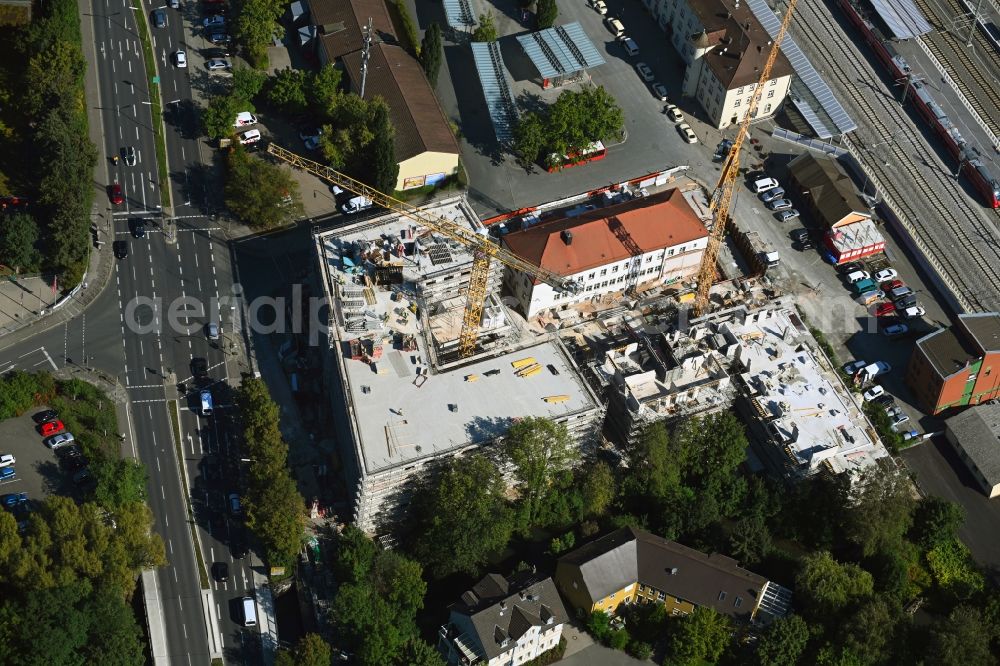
241 597 257 627
239 129 261 145
753 177 780 193
233 112 257 127
200 390 214 417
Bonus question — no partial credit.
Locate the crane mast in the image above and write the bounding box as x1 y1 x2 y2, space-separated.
693 0 798 316
266 144 581 357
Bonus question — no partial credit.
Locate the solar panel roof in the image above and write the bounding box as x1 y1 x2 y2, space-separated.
868 0 932 40
747 0 857 138
517 21 605 79
442 0 475 29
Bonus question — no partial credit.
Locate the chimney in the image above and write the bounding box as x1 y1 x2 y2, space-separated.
561 230 573 245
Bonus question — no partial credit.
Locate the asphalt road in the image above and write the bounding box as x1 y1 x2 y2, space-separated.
0 0 256 661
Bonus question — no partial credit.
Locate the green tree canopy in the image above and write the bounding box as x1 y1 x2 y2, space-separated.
729 514 772 565
756 614 810 666
266 67 308 115
927 605 995 666
505 417 578 531
910 496 964 551
202 94 247 140
665 606 732 665
409 454 514 578
472 11 498 42
310 64 344 116
233 0 285 67
366 100 399 193
0 212 39 273
536 0 559 29
579 460 616 519
795 551 875 618
925 538 985 602
419 23 443 87
224 147 304 229
844 466 916 558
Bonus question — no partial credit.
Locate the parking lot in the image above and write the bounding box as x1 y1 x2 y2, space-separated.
0 406 72 510
421 0 730 217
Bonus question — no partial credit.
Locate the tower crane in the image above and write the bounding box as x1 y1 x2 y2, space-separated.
693 0 798 316
266 144 581 358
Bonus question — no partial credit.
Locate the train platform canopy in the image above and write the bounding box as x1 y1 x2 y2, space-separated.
517 22 605 87
472 42 518 144
443 0 475 30
747 0 856 138
868 0 932 40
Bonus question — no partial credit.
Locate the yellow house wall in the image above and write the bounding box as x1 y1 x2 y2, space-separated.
396 151 459 191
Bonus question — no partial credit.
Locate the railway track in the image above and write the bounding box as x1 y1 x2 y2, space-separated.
792 0 1000 310
912 0 1000 135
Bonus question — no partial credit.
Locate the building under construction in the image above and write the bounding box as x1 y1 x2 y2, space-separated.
314 196 604 533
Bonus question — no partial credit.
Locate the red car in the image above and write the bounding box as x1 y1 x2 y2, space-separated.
881 279 904 291
109 183 124 205
875 302 896 317
39 420 65 436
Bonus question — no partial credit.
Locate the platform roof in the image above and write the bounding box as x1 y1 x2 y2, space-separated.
442 0 475 30
516 22 605 80
868 0 932 40
747 0 857 138
471 42 517 143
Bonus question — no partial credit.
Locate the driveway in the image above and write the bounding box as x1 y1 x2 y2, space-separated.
903 437 1000 575
560 643 651 666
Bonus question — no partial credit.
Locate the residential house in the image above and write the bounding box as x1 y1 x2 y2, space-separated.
438 572 568 666
554 526 792 624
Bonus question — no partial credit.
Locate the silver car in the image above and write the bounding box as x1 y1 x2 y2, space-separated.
767 198 794 211
45 433 75 449
777 209 800 222
761 187 786 203
207 322 220 340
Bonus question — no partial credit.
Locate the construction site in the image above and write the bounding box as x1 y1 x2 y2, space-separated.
314 196 604 533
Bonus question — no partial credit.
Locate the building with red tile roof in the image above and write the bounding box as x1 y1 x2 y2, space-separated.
502 190 709 317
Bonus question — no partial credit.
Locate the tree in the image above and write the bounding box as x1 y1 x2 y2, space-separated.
844 466 915 558
536 0 559 29
665 606 732 665
232 67 267 103
756 614 810 666
579 461 616 519
233 0 284 67
92 459 148 509
267 68 308 115
837 598 900 665
928 605 995 666
419 23 443 87
511 112 546 168
910 496 964 551
202 94 245 140
399 638 446 666
246 473 305 567
472 11 498 42
310 63 343 116
505 417 578 531
0 212 39 273
925 538 985 601
278 633 332 666
333 524 377 582
729 514 772 565
224 147 304 229
409 454 514 578
795 551 874 618
366 100 399 194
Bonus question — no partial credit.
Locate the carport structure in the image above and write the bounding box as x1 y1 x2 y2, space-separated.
516 22 605 89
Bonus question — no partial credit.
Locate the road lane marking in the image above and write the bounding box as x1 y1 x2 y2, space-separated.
168 539 173 555
156 457 161 472
161 486 165 499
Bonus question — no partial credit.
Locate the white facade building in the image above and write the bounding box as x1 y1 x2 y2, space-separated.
438 574 568 666
643 0 793 129
502 189 709 318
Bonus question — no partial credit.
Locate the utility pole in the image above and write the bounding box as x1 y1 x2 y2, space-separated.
966 0 985 46
359 17 373 99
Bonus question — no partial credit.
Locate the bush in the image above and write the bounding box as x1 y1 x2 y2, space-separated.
863 401 904 454
472 11 498 42
626 640 653 660
392 0 421 56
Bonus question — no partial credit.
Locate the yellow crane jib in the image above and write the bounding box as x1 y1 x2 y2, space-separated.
266 144 580 358
694 0 798 317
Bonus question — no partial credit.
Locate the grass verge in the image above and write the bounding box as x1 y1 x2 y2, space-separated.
169 401 210 589
131 7 171 208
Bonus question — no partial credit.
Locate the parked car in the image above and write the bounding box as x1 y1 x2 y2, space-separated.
901 430 920 442
45 432 75 449
761 187 786 203
844 270 870 284
875 302 897 317
863 385 886 402
752 177 780 193
883 323 909 337
73 468 93 486
843 360 867 375
635 62 654 82
174 50 187 68
858 289 883 304
239 129 261 145
233 112 257 127
39 420 65 436
202 14 225 27
777 209 800 222
895 294 918 309
902 306 926 319
766 198 793 211
881 279 904 291
619 36 639 56
838 261 863 275
589 0 608 13
604 16 625 36
873 393 895 407
650 82 668 101
208 32 230 44
677 123 698 144
1 492 27 508
109 183 124 205
891 412 911 427
790 228 810 242
33 410 58 423
873 268 898 282
0 454 14 468
664 104 684 123
796 239 815 251
870 361 892 376
206 58 231 71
